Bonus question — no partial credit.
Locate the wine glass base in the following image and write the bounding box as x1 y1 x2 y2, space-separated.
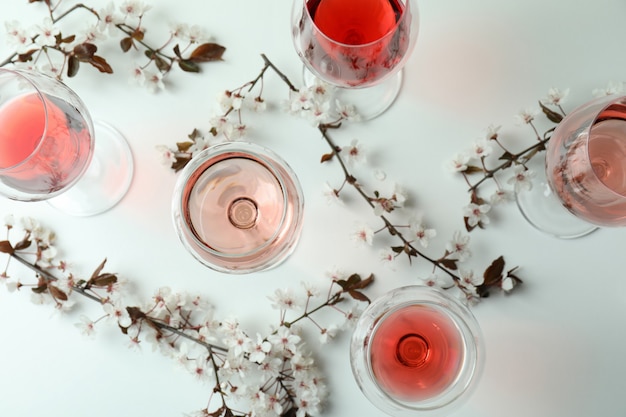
48 120 134 216
302 66 403 121
515 160 598 239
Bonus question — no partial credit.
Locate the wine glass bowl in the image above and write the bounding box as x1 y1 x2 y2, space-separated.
0 69 94 201
291 0 419 120
516 94 626 237
0 68 134 216
171 142 305 274
350 285 484 417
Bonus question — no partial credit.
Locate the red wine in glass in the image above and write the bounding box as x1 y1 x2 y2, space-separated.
291 0 419 120
369 304 465 402
516 95 626 237
172 142 304 274
304 0 409 87
350 286 483 416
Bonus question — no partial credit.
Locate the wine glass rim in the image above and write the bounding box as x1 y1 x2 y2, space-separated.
350 285 485 416
0 68 49 172
173 141 305 272
302 0 415 49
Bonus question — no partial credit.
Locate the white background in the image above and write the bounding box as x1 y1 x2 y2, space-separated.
1 1 626 416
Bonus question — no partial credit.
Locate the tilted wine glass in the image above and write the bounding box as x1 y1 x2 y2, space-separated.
350 285 484 416
0 68 134 216
171 141 304 274
291 0 419 121
515 94 626 238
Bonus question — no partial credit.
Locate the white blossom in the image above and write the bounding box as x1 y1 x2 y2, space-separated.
342 139 366 166
514 107 540 125
268 287 303 311
33 18 60 47
350 223 374 246
458 269 484 296
420 274 454 289
335 100 360 121
507 165 535 192
471 138 493 159
490 189 514 205
592 81 625 97
408 216 436 248
4 20 31 53
155 145 176 166
119 0 152 19
322 182 342 205
74 315 96 337
463 202 491 227
143 70 165 93
484 124 501 140
98 3 123 33
446 231 471 262
267 326 301 354
501 276 516 292
378 248 396 269
542 87 570 106
447 153 471 173
247 334 272 363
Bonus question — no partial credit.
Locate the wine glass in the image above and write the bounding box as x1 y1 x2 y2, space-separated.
0 68 134 216
515 94 626 238
171 141 305 274
350 285 484 417
291 0 419 121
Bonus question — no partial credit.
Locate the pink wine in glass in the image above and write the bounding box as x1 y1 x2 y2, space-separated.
0 92 92 198
547 99 626 227
350 286 483 416
297 0 412 87
369 304 464 402
172 142 304 274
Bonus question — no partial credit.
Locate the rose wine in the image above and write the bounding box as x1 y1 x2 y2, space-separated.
548 102 626 226
0 92 92 196
369 304 464 402
177 146 304 273
297 0 411 87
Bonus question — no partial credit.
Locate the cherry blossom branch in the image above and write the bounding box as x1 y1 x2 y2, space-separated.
0 216 372 417
1 0 226 89
159 54 523 302
449 86 626 233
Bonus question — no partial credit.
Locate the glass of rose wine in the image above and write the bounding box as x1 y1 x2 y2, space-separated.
171 141 304 274
0 68 133 216
291 0 419 121
350 285 484 416
516 94 626 238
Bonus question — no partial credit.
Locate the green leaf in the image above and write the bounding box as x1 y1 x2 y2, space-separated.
178 59 200 73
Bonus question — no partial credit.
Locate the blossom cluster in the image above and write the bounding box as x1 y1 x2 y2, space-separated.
158 54 522 303
450 82 626 232
0 215 372 417
2 0 224 92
